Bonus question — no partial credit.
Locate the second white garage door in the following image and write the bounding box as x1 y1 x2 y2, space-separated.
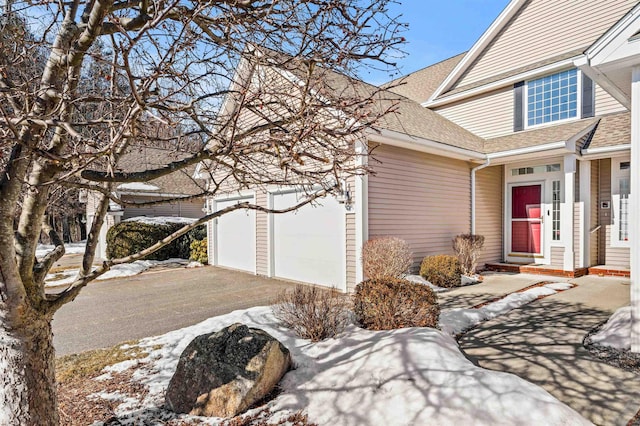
272 192 344 288
215 196 256 273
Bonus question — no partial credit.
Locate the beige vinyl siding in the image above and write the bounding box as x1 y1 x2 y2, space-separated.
598 158 630 267
434 87 513 139
456 0 632 88
346 213 357 291
595 84 627 116
256 190 269 276
551 246 564 268
590 160 599 266
475 165 503 267
120 196 204 219
368 144 471 271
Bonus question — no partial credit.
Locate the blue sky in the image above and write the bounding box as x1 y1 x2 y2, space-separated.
361 0 511 85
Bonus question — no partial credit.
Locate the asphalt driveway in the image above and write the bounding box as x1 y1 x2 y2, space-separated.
51 265 297 356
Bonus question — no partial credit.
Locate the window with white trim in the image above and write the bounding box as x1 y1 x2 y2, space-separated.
526 69 578 127
611 158 631 247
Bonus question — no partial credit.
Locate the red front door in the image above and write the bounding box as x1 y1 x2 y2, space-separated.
511 185 542 255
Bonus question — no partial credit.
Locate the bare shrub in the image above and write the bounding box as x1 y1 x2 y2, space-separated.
420 255 462 288
452 234 485 276
353 278 440 330
362 237 413 279
272 285 350 342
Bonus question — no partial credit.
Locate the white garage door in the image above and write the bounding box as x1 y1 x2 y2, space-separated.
215 197 256 273
273 192 344 288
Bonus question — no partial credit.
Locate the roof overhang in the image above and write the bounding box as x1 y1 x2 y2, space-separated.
576 3 640 108
367 129 486 162
485 121 598 164
580 144 631 160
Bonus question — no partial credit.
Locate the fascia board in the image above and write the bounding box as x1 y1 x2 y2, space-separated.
368 129 486 162
428 0 528 102
587 4 640 65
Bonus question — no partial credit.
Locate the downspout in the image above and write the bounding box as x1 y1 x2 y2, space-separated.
471 158 491 234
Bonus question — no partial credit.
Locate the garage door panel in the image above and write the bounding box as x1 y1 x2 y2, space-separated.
273 193 344 287
216 197 256 273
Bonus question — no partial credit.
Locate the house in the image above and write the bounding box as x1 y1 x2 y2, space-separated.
85 142 207 259
201 0 638 327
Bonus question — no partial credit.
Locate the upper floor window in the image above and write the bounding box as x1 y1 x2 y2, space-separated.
526 69 578 127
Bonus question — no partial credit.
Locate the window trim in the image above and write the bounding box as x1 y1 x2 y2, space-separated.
611 156 631 248
524 68 582 130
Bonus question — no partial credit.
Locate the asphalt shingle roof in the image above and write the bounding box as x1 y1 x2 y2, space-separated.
383 53 466 103
585 112 630 150
483 118 599 154
113 143 205 196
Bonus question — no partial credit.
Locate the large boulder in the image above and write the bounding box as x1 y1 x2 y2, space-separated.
165 323 292 418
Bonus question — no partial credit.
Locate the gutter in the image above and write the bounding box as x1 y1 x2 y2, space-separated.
368 129 486 162
470 158 491 234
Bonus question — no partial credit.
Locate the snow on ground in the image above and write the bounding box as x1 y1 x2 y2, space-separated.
591 306 631 350
124 216 197 226
405 274 447 292
35 240 87 258
439 283 573 336
100 305 589 426
44 258 203 287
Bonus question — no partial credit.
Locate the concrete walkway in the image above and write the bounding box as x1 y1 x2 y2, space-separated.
450 274 638 425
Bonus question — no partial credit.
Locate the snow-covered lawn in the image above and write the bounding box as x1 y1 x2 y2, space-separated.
45 258 203 287
89 282 588 426
35 240 87 258
591 306 631 350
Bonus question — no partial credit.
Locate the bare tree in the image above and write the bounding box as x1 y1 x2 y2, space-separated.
0 0 404 424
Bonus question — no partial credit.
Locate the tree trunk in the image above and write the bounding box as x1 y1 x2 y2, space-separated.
0 308 58 426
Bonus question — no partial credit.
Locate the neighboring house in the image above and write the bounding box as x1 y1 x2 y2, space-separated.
201 0 639 303
86 143 206 259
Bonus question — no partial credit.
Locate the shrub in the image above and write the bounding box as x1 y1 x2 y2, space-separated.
189 238 208 264
419 255 462 288
353 277 439 330
272 285 350 342
361 236 413 279
106 220 206 260
453 234 485 276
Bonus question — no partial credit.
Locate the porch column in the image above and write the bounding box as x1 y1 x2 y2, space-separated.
579 160 591 269
631 67 640 352
563 153 576 271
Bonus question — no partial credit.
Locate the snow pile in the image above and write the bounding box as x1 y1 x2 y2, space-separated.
107 306 589 425
44 258 203 287
35 240 86 258
124 216 197 226
591 306 631 350
404 274 447 292
439 283 572 336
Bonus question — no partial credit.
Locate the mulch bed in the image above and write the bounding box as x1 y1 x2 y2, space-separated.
582 321 640 373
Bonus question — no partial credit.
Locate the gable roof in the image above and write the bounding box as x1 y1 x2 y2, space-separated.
113 144 206 196
382 53 465 103
243 48 486 154
431 0 634 102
